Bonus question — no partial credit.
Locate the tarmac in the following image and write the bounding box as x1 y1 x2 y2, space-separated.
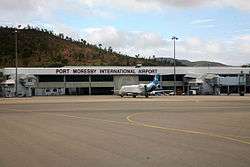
0 96 250 167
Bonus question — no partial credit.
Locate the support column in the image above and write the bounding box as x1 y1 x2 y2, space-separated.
160 75 163 89
238 74 240 94
113 75 115 95
89 75 91 95
63 75 66 96
244 74 247 93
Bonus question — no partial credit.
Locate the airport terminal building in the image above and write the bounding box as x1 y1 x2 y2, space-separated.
1 66 250 97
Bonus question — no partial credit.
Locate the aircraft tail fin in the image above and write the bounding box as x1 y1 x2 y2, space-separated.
153 74 160 85
145 74 160 92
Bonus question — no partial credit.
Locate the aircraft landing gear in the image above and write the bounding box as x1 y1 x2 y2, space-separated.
144 85 149 98
132 94 136 98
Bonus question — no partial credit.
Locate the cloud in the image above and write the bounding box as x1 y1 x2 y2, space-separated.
52 24 81 40
84 26 167 51
83 0 212 11
233 35 250 55
190 19 216 29
0 0 109 26
84 27 127 48
0 0 249 27
78 0 162 11
0 1 249 65
151 0 212 8
83 26 250 65
0 0 43 11
190 19 215 25
223 0 250 11
135 0 250 11
0 0 56 26
77 0 250 11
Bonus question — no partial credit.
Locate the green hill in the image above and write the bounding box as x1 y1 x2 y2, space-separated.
179 60 228 67
155 58 228 67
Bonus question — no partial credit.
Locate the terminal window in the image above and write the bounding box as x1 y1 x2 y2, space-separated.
91 75 113 82
162 86 174 90
66 75 89 82
38 75 64 82
91 87 114 95
139 75 154 81
219 74 238 77
65 88 89 95
246 75 250 85
162 75 184 81
247 86 250 93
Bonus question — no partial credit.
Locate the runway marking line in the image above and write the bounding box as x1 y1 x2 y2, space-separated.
41 113 130 126
126 112 250 146
1 109 33 113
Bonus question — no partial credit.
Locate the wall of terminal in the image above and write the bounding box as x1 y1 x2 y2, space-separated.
35 74 187 95
3 67 250 76
33 74 250 96
2 67 250 96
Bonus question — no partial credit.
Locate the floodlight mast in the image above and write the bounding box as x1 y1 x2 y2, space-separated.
15 29 18 97
172 36 178 96
15 25 21 97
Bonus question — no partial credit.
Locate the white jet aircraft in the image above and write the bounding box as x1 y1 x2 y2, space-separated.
119 74 160 98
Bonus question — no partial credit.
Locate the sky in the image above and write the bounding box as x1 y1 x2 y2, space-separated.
0 0 250 66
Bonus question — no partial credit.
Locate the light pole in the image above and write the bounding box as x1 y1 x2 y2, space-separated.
15 29 18 97
15 25 21 97
172 36 178 96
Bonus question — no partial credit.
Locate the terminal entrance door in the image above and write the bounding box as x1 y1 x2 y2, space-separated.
31 88 35 96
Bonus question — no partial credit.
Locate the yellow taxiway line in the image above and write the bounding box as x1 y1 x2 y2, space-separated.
3 108 250 145
126 112 250 146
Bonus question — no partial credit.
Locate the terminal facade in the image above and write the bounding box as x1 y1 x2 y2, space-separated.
1 66 250 97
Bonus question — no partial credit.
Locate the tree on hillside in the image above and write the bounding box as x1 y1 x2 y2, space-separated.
48 52 69 67
59 33 64 39
108 46 113 53
152 55 156 60
81 39 87 46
